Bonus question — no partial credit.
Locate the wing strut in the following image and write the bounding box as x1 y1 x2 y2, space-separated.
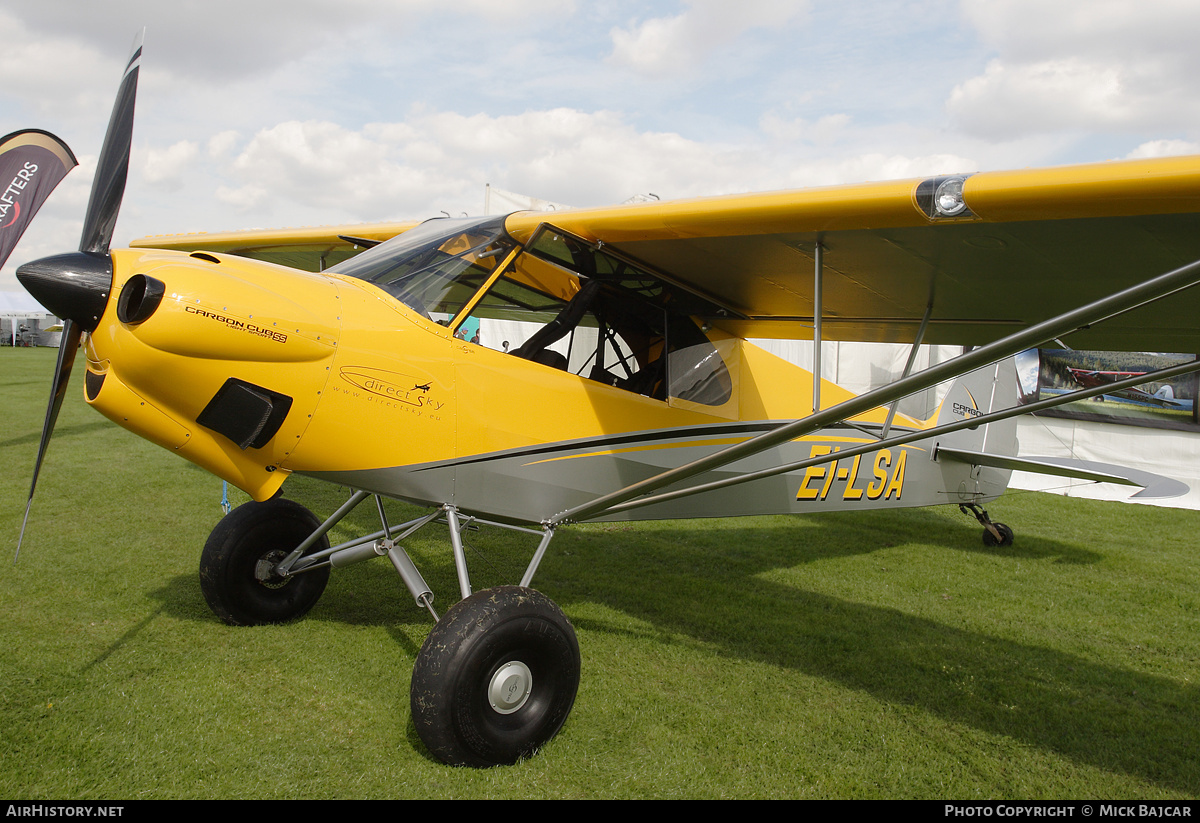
882 300 934 438
812 239 823 414
546 255 1200 526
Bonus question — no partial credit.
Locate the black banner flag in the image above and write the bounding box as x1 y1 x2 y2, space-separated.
0 129 77 270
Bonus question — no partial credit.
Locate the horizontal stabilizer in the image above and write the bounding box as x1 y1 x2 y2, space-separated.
935 447 1189 499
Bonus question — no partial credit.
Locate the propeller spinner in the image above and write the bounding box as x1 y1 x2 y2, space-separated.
14 31 143 558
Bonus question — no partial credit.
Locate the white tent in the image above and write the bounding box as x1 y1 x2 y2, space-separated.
0 291 58 347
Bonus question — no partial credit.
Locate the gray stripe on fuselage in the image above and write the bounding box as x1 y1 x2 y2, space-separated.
294 419 1004 524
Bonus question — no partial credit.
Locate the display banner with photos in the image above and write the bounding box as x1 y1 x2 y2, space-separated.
1017 348 1199 431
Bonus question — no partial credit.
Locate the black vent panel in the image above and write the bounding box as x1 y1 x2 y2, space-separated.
196 378 293 450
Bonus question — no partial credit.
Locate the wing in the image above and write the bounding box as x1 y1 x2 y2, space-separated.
129 221 421 272
503 155 1200 352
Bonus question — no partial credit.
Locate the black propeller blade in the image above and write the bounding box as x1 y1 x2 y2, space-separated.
81 32 142 256
15 319 83 556
14 31 143 560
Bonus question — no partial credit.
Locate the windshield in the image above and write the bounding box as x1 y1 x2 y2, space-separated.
327 215 515 318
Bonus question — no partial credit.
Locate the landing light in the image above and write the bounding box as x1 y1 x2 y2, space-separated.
935 177 967 216
915 173 977 221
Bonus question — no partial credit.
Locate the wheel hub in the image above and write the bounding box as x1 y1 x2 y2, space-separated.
254 550 290 589
488 660 532 714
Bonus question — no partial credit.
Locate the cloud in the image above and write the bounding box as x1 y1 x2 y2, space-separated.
215 183 269 213
207 112 692 220
207 131 240 160
948 58 1129 139
192 105 983 234
212 119 471 221
608 0 807 77
773 152 978 190
760 113 852 145
950 0 1200 139
1126 139 1200 160
4 0 579 90
141 140 199 190
0 10 122 122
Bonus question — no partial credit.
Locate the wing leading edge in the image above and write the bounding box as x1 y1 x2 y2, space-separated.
129 155 1200 352
503 155 1200 352
130 221 420 272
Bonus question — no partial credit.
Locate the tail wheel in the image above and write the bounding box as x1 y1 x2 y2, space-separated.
982 522 1014 548
199 498 330 626
411 586 580 767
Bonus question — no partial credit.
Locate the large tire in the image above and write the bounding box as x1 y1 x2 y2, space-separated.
410 586 580 767
199 498 331 626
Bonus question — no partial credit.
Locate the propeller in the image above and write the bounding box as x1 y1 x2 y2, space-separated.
14 31 143 559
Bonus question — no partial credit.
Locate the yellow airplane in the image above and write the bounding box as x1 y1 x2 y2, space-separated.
12 35 1200 766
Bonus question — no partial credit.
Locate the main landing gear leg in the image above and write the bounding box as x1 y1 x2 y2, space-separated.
198 493 580 767
960 502 1014 548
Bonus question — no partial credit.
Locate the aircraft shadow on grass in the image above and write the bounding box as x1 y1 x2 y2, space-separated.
560 516 1195 793
136 496 1196 792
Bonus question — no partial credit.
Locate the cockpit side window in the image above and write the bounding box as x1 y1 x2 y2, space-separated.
464 225 733 406
454 258 661 392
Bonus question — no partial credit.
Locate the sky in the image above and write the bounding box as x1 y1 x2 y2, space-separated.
3 0 1200 293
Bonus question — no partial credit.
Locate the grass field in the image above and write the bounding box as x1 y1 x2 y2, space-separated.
2 347 1198 799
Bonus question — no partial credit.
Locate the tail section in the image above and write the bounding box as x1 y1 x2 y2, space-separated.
934 359 1187 500
927 359 1020 503
932 358 1019 458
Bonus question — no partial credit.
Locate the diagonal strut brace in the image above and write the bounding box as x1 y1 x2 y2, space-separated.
547 255 1200 526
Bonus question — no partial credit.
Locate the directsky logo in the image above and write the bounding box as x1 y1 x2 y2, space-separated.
339 366 441 409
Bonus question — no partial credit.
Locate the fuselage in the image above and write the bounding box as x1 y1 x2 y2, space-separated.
83 216 1013 523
